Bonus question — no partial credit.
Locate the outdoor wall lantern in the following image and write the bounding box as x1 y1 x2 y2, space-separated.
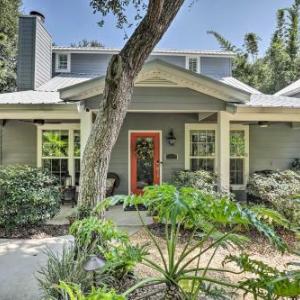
167 129 177 146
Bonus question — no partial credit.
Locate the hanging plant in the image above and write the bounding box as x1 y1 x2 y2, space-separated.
135 138 154 161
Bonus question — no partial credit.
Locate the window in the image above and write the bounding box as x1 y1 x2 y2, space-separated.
55 53 71 73
38 125 80 185
186 56 200 73
185 124 216 172
185 124 249 188
230 128 248 186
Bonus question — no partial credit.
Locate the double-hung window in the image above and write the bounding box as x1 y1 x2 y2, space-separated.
185 124 249 188
185 124 216 172
38 125 80 185
230 125 249 188
55 53 71 73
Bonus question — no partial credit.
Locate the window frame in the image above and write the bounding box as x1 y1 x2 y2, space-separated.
55 53 71 73
37 124 80 185
185 56 201 73
185 123 249 190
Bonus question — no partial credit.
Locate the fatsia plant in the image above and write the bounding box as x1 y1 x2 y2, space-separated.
225 254 300 299
101 185 287 299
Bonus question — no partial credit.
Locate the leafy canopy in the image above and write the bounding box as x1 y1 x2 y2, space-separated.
208 0 300 94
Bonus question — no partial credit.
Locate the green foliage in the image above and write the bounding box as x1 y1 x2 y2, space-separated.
70 39 104 47
208 0 300 94
37 246 92 300
70 217 128 253
0 0 20 92
56 281 125 300
225 253 300 299
120 184 288 299
172 169 217 194
70 216 145 280
0 165 61 230
247 170 300 226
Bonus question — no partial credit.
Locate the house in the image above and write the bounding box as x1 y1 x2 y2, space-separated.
1 12 300 200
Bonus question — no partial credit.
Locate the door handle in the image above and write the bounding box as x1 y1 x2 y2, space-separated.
156 161 163 164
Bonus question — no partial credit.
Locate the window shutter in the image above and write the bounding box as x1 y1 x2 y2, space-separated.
188 57 198 72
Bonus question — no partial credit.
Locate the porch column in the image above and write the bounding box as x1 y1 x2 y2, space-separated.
80 108 93 157
217 111 230 193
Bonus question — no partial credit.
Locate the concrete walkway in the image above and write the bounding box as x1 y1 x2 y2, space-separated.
0 205 152 300
0 236 73 300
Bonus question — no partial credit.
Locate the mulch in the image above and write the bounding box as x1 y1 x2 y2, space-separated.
0 224 69 239
147 223 299 253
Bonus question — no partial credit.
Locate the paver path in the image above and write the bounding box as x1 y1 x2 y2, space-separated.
0 236 73 300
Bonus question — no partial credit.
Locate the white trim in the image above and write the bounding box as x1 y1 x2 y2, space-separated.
37 123 80 185
185 123 218 171
230 124 249 190
184 123 249 191
128 130 163 195
55 52 71 73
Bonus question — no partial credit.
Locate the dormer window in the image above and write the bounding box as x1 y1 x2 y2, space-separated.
186 56 200 73
55 53 71 73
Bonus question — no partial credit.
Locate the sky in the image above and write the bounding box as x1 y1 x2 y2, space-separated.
22 0 294 54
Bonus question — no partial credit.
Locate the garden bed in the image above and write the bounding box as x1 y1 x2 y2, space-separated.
0 224 69 239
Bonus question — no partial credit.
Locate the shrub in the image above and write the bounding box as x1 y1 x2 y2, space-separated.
172 169 217 193
247 170 300 226
37 246 92 300
0 165 61 229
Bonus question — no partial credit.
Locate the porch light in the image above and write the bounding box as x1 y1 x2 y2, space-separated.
167 129 176 146
258 121 269 128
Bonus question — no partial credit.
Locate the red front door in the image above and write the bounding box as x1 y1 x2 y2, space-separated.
130 132 161 194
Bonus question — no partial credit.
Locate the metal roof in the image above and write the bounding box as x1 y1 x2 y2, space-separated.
37 73 100 92
219 77 261 95
0 91 62 104
242 94 300 108
52 46 235 57
274 79 300 97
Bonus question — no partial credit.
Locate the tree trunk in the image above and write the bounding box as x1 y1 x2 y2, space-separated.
78 0 185 207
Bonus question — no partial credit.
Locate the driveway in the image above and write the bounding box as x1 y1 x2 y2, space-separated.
0 236 73 300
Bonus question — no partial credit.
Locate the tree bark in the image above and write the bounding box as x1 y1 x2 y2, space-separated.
78 0 185 207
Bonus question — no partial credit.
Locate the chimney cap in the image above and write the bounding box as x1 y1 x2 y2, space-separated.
30 11 45 23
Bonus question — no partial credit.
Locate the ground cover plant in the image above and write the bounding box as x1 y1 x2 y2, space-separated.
0 165 61 231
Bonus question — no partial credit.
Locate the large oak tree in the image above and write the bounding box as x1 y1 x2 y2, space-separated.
79 0 185 207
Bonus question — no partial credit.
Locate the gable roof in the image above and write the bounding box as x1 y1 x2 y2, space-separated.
59 59 251 103
274 79 300 97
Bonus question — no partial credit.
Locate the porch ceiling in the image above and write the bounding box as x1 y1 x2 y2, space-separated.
59 59 251 103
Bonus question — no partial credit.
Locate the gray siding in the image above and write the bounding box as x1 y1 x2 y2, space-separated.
109 113 198 194
55 53 232 78
71 53 112 75
17 16 52 91
1 120 37 166
147 55 186 68
250 123 300 173
200 57 232 78
17 17 35 90
34 19 52 88
85 87 226 111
